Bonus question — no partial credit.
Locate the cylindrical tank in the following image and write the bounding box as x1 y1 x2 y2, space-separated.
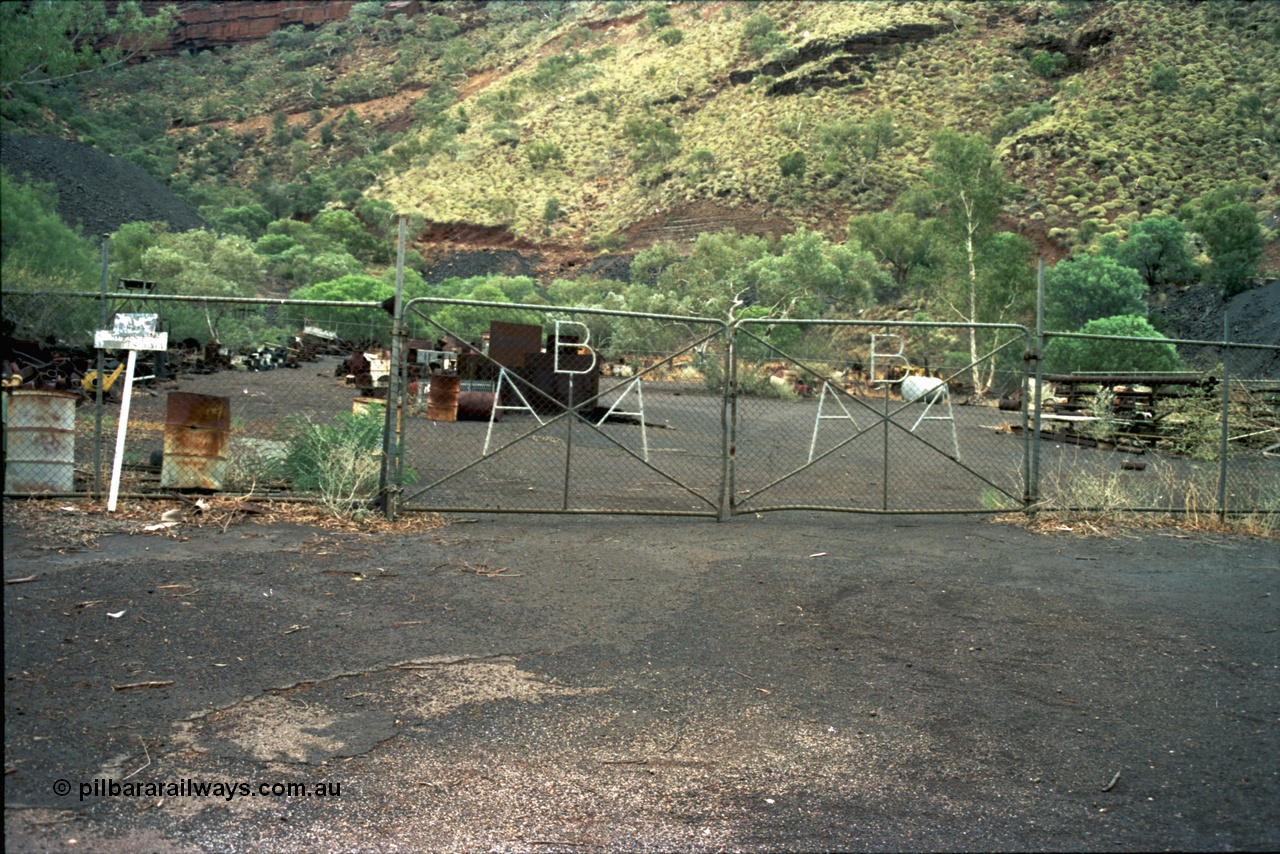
161 392 231 490
457 391 501 421
426 373 460 422
3 390 77 494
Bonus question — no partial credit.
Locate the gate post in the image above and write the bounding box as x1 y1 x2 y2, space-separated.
718 321 735 521
381 216 407 521
1029 258 1046 512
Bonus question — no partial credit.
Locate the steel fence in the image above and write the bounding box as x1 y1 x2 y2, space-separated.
1034 330 1279 519
2 290 1276 523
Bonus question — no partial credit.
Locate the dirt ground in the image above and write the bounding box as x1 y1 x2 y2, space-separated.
3 503 1277 853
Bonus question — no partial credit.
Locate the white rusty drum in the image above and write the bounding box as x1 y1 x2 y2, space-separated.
4 390 78 494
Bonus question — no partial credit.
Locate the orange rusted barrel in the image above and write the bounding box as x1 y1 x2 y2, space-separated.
426 374 460 422
3 390 77 494
161 392 231 490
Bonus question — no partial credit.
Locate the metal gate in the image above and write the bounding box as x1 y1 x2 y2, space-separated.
396 298 731 516
727 318 1034 515
392 300 1033 518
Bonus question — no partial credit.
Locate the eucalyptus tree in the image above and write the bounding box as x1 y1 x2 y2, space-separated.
925 130 1016 396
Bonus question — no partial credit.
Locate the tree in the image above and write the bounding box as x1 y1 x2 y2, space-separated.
1043 253 1148 332
846 209 940 301
631 229 770 318
1181 186 1263 298
0 169 97 281
818 110 903 189
136 230 268 348
1044 315 1182 374
1 170 100 344
926 130 1010 396
1105 215 1195 288
970 231 1035 387
0 1 176 98
744 227 878 318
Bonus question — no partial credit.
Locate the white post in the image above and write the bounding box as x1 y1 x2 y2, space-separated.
106 349 138 512
97 313 166 512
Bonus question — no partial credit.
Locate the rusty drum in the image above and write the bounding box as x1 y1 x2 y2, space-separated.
161 392 231 490
426 373 460 422
3 390 77 494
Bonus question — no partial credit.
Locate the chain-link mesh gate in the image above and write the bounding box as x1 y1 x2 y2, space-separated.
4 291 1274 522
728 319 1033 514
396 298 730 516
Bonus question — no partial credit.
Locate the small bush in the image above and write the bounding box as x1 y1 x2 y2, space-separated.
1029 51 1068 79
657 28 684 46
278 410 392 517
778 150 806 179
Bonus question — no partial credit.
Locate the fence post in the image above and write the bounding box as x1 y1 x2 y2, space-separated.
1218 311 1230 522
381 216 406 521
718 322 735 521
94 235 109 499
1030 258 1045 512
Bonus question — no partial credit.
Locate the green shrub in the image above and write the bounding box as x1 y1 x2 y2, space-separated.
646 4 672 28
1149 62 1180 94
526 140 565 170
1044 315 1182 374
778 150 806 179
657 28 684 46
278 410 414 516
1029 51 1067 79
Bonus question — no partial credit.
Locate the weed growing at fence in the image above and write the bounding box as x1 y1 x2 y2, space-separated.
1083 388 1118 443
1158 394 1222 460
1031 453 1277 536
277 411 388 517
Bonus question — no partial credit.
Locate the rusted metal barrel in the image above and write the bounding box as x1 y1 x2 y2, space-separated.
3 390 77 494
426 374 460 422
457 391 501 421
161 392 231 490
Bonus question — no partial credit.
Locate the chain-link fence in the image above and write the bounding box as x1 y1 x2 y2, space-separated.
1034 330 1279 519
729 318 1033 515
3 291 392 507
3 290 1276 524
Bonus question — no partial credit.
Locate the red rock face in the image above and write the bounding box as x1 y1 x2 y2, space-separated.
104 1 358 57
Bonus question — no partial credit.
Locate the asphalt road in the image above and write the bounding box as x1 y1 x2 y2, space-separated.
4 508 1278 852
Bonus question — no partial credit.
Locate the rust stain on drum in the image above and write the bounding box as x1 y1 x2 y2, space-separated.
161 392 231 490
427 373 460 422
4 390 77 494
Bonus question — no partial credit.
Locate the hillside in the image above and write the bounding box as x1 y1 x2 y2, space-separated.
15 1 1257 265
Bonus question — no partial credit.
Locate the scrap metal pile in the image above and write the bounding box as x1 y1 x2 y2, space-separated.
1015 373 1280 456
0 329 352 401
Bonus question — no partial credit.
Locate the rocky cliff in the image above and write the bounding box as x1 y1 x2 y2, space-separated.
105 1 358 57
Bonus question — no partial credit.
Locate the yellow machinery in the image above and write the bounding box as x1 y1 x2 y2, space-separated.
81 361 126 394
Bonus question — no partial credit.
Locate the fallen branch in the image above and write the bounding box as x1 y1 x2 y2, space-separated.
112 680 174 692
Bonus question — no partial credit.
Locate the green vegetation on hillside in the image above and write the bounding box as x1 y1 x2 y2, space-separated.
1 1 1275 374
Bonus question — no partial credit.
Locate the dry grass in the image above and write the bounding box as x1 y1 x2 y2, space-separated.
1 495 448 552
998 453 1278 539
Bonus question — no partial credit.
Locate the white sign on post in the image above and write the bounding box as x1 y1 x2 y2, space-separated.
96 314 168 512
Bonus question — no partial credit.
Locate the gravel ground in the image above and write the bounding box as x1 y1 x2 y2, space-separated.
4 507 1277 852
